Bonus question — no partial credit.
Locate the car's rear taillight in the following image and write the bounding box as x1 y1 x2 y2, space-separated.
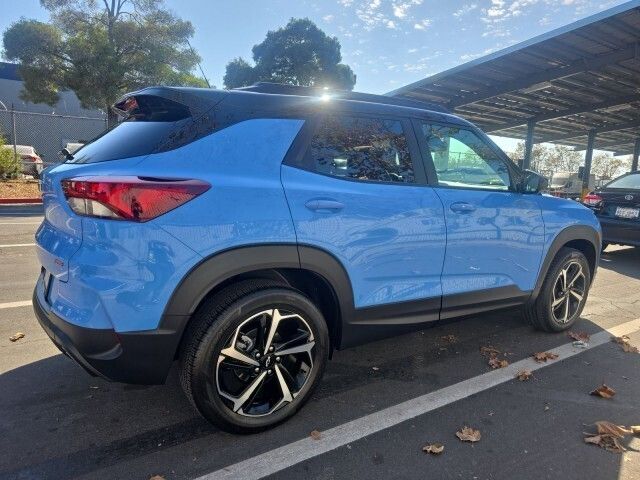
583 192 603 207
61 176 210 222
22 155 38 163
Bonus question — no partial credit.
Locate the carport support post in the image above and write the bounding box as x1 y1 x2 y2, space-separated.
582 129 596 199
523 120 535 170
632 138 640 172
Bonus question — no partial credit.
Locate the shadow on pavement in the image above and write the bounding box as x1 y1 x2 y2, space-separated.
0 313 633 480
600 246 640 280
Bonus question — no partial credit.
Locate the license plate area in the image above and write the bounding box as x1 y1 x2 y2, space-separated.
615 207 639 219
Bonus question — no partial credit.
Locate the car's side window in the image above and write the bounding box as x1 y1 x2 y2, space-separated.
303 115 415 184
419 122 511 190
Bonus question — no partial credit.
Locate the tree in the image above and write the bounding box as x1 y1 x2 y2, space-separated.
223 18 356 91
509 142 583 175
591 152 630 179
3 0 207 126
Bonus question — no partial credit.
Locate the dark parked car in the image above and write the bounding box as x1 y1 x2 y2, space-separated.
583 171 640 250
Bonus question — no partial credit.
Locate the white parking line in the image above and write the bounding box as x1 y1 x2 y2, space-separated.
0 300 32 310
202 318 640 480
0 243 36 248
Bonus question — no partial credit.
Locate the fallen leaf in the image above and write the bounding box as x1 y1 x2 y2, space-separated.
611 335 631 345
441 334 458 344
310 430 322 440
590 384 616 399
422 443 444 455
568 331 590 342
488 357 509 369
516 370 533 381
595 421 632 438
9 332 25 342
622 343 639 354
149 476 165 480
584 434 626 453
456 426 481 442
480 346 501 357
532 351 559 363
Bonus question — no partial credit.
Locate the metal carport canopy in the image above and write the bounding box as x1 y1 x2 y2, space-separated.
387 0 640 174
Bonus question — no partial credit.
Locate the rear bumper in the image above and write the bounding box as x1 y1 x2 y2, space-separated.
32 283 182 385
599 217 640 247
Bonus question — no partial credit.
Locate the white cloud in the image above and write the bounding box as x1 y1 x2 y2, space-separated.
413 18 432 30
453 3 478 18
392 0 423 18
386 19 397 28
323 14 335 22
407 47 418 53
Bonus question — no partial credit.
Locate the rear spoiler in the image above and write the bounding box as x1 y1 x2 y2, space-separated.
112 87 228 120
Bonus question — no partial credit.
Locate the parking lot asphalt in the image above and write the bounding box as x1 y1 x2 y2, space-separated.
1 204 639 480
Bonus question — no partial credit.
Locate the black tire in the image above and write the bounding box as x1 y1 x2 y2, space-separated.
525 247 591 332
179 279 329 433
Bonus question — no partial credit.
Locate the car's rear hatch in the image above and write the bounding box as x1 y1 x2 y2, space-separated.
597 189 640 222
35 87 227 282
37 164 85 282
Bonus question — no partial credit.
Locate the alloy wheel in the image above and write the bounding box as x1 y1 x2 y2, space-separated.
551 261 586 324
215 308 316 417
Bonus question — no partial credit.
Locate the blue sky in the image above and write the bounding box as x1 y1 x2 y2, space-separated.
0 0 626 94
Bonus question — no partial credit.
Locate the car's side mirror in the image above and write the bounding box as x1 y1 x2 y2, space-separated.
58 148 73 161
520 169 548 193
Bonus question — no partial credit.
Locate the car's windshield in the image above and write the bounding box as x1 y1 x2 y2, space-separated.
605 173 640 190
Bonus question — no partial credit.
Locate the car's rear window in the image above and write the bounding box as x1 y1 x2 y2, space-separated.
66 95 192 164
605 173 640 190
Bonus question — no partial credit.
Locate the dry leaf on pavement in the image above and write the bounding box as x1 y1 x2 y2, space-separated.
516 370 533 381
584 434 626 453
310 430 322 440
568 331 590 342
480 346 501 357
149 476 166 480
422 443 444 455
456 426 481 442
611 336 639 353
9 332 25 342
488 357 509 369
595 421 632 438
583 421 634 454
590 384 616 399
532 351 559 363
441 334 458 344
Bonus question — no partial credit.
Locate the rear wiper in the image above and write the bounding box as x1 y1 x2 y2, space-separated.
58 148 74 162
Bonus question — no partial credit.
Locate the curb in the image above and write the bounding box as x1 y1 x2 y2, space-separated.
0 198 43 204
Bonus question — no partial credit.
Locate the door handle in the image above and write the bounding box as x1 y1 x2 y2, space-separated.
305 199 345 212
450 202 476 214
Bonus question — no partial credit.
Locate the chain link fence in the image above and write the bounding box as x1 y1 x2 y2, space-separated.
0 108 107 174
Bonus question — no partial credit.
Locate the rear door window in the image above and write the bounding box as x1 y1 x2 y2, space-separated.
301 115 416 184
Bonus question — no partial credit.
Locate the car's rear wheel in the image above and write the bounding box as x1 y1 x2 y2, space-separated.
179 280 329 433
525 247 591 332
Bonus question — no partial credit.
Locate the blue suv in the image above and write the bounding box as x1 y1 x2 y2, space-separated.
33 83 601 432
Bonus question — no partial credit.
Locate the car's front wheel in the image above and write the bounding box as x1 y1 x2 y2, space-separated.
179 280 329 433
525 247 591 332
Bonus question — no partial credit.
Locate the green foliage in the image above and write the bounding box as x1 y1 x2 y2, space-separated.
0 135 19 179
224 18 356 91
3 0 207 121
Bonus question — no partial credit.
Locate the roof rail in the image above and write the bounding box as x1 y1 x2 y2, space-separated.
235 82 449 113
